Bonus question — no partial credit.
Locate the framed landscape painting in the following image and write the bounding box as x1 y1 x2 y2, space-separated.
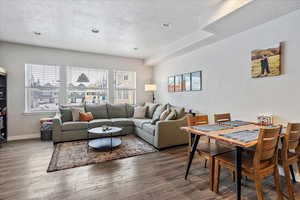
174 75 183 92
182 73 191 91
191 71 202 91
251 43 281 78
168 76 175 92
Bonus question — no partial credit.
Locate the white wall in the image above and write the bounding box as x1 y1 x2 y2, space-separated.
0 42 153 140
154 10 300 124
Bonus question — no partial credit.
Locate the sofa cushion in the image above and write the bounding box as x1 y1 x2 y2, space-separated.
143 123 156 136
88 119 112 129
127 104 135 118
145 102 159 119
60 107 73 123
169 105 185 119
62 121 88 131
107 104 127 118
85 104 109 119
111 118 134 127
133 119 152 128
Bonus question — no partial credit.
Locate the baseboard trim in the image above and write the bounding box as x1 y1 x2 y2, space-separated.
8 133 40 141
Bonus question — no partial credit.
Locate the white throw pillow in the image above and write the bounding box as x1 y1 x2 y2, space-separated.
71 107 84 121
133 106 147 119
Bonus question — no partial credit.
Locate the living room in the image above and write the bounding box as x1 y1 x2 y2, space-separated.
1 0 300 200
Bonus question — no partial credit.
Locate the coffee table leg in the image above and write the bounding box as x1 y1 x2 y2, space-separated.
87 131 89 153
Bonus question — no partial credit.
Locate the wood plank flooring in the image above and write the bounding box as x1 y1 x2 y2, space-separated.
0 139 300 200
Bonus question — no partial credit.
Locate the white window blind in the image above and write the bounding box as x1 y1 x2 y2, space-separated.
114 70 136 104
66 66 108 105
25 64 60 112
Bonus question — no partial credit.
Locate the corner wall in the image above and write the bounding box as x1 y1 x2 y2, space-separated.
153 10 300 123
0 42 153 140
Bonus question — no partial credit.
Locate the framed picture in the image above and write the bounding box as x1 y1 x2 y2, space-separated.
175 75 183 92
191 71 202 91
168 76 175 92
182 73 191 91
251 43 281 78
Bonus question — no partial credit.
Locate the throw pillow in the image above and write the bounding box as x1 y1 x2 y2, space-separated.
151 104 167 124
165 109 177 120
71 107 84 121
160 109 170 120
145 102 159 118
59 107 73 123
79 112 94 122
133 106 147 119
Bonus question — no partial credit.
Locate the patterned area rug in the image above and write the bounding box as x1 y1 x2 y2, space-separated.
47 135 158 172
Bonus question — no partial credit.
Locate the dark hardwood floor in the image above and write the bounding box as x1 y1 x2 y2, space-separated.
0 139 300 200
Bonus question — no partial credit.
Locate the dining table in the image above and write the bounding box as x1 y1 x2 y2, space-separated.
181 122 285 200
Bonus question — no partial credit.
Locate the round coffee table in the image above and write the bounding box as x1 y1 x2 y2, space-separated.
87 127 122 152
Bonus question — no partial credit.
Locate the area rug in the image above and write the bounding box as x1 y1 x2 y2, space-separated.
47 135 158 172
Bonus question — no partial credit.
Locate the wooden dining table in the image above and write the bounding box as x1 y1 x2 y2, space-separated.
181 123 283 200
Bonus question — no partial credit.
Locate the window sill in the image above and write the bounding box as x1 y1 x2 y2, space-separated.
23 111 57 116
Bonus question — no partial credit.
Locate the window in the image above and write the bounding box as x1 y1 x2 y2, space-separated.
66 67 108 105
114 70 136 104
25 64 60 112
25 64 136 113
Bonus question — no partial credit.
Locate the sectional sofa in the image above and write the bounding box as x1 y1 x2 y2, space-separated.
52 103 188 149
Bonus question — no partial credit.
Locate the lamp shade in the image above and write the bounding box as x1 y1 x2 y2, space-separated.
145 84 157 91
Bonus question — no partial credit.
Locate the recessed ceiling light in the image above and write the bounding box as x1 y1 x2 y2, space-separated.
133 47 139 50
34 31 41 35
91 29 99 33
162 23 171 28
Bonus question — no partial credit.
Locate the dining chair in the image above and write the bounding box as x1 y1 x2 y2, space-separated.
214 113 231 124
213 126 283 200
186 115 233 191
278 123 300 200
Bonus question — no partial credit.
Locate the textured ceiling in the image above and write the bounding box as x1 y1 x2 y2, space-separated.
0 0 248 59
0 0 299 64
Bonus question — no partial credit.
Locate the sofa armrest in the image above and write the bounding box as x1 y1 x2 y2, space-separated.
52 113 62 143
154 116 189 149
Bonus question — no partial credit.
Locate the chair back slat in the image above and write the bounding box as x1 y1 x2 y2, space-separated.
187 115 209 126
254 126 281 168
214 113 231 124
283 123 300 158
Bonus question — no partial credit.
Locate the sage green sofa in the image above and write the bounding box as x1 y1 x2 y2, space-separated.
52 103 188 149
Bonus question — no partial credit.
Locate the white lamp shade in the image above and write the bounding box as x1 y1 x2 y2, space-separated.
145 84 157 91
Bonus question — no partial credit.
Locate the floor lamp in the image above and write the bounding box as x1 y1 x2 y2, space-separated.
145 84 157 103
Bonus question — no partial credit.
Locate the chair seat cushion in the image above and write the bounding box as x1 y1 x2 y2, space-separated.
111 118 134 126
62 121 88 131
197 143 233 156
133 119 152 128
143 123 156 136
88 119 112 129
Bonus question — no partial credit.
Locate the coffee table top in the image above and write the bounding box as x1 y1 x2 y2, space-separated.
88 126 122 135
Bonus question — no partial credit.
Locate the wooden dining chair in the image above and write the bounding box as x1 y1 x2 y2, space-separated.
278 123 300 200
214 113 231 124
186 115 233 191
213 126 283 200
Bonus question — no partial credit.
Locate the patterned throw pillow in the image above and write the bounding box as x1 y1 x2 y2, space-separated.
151 104 167 124
145 102 159 118
165 109 177 120
79 112 94 121
133 106 147 119
160 109 171 120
